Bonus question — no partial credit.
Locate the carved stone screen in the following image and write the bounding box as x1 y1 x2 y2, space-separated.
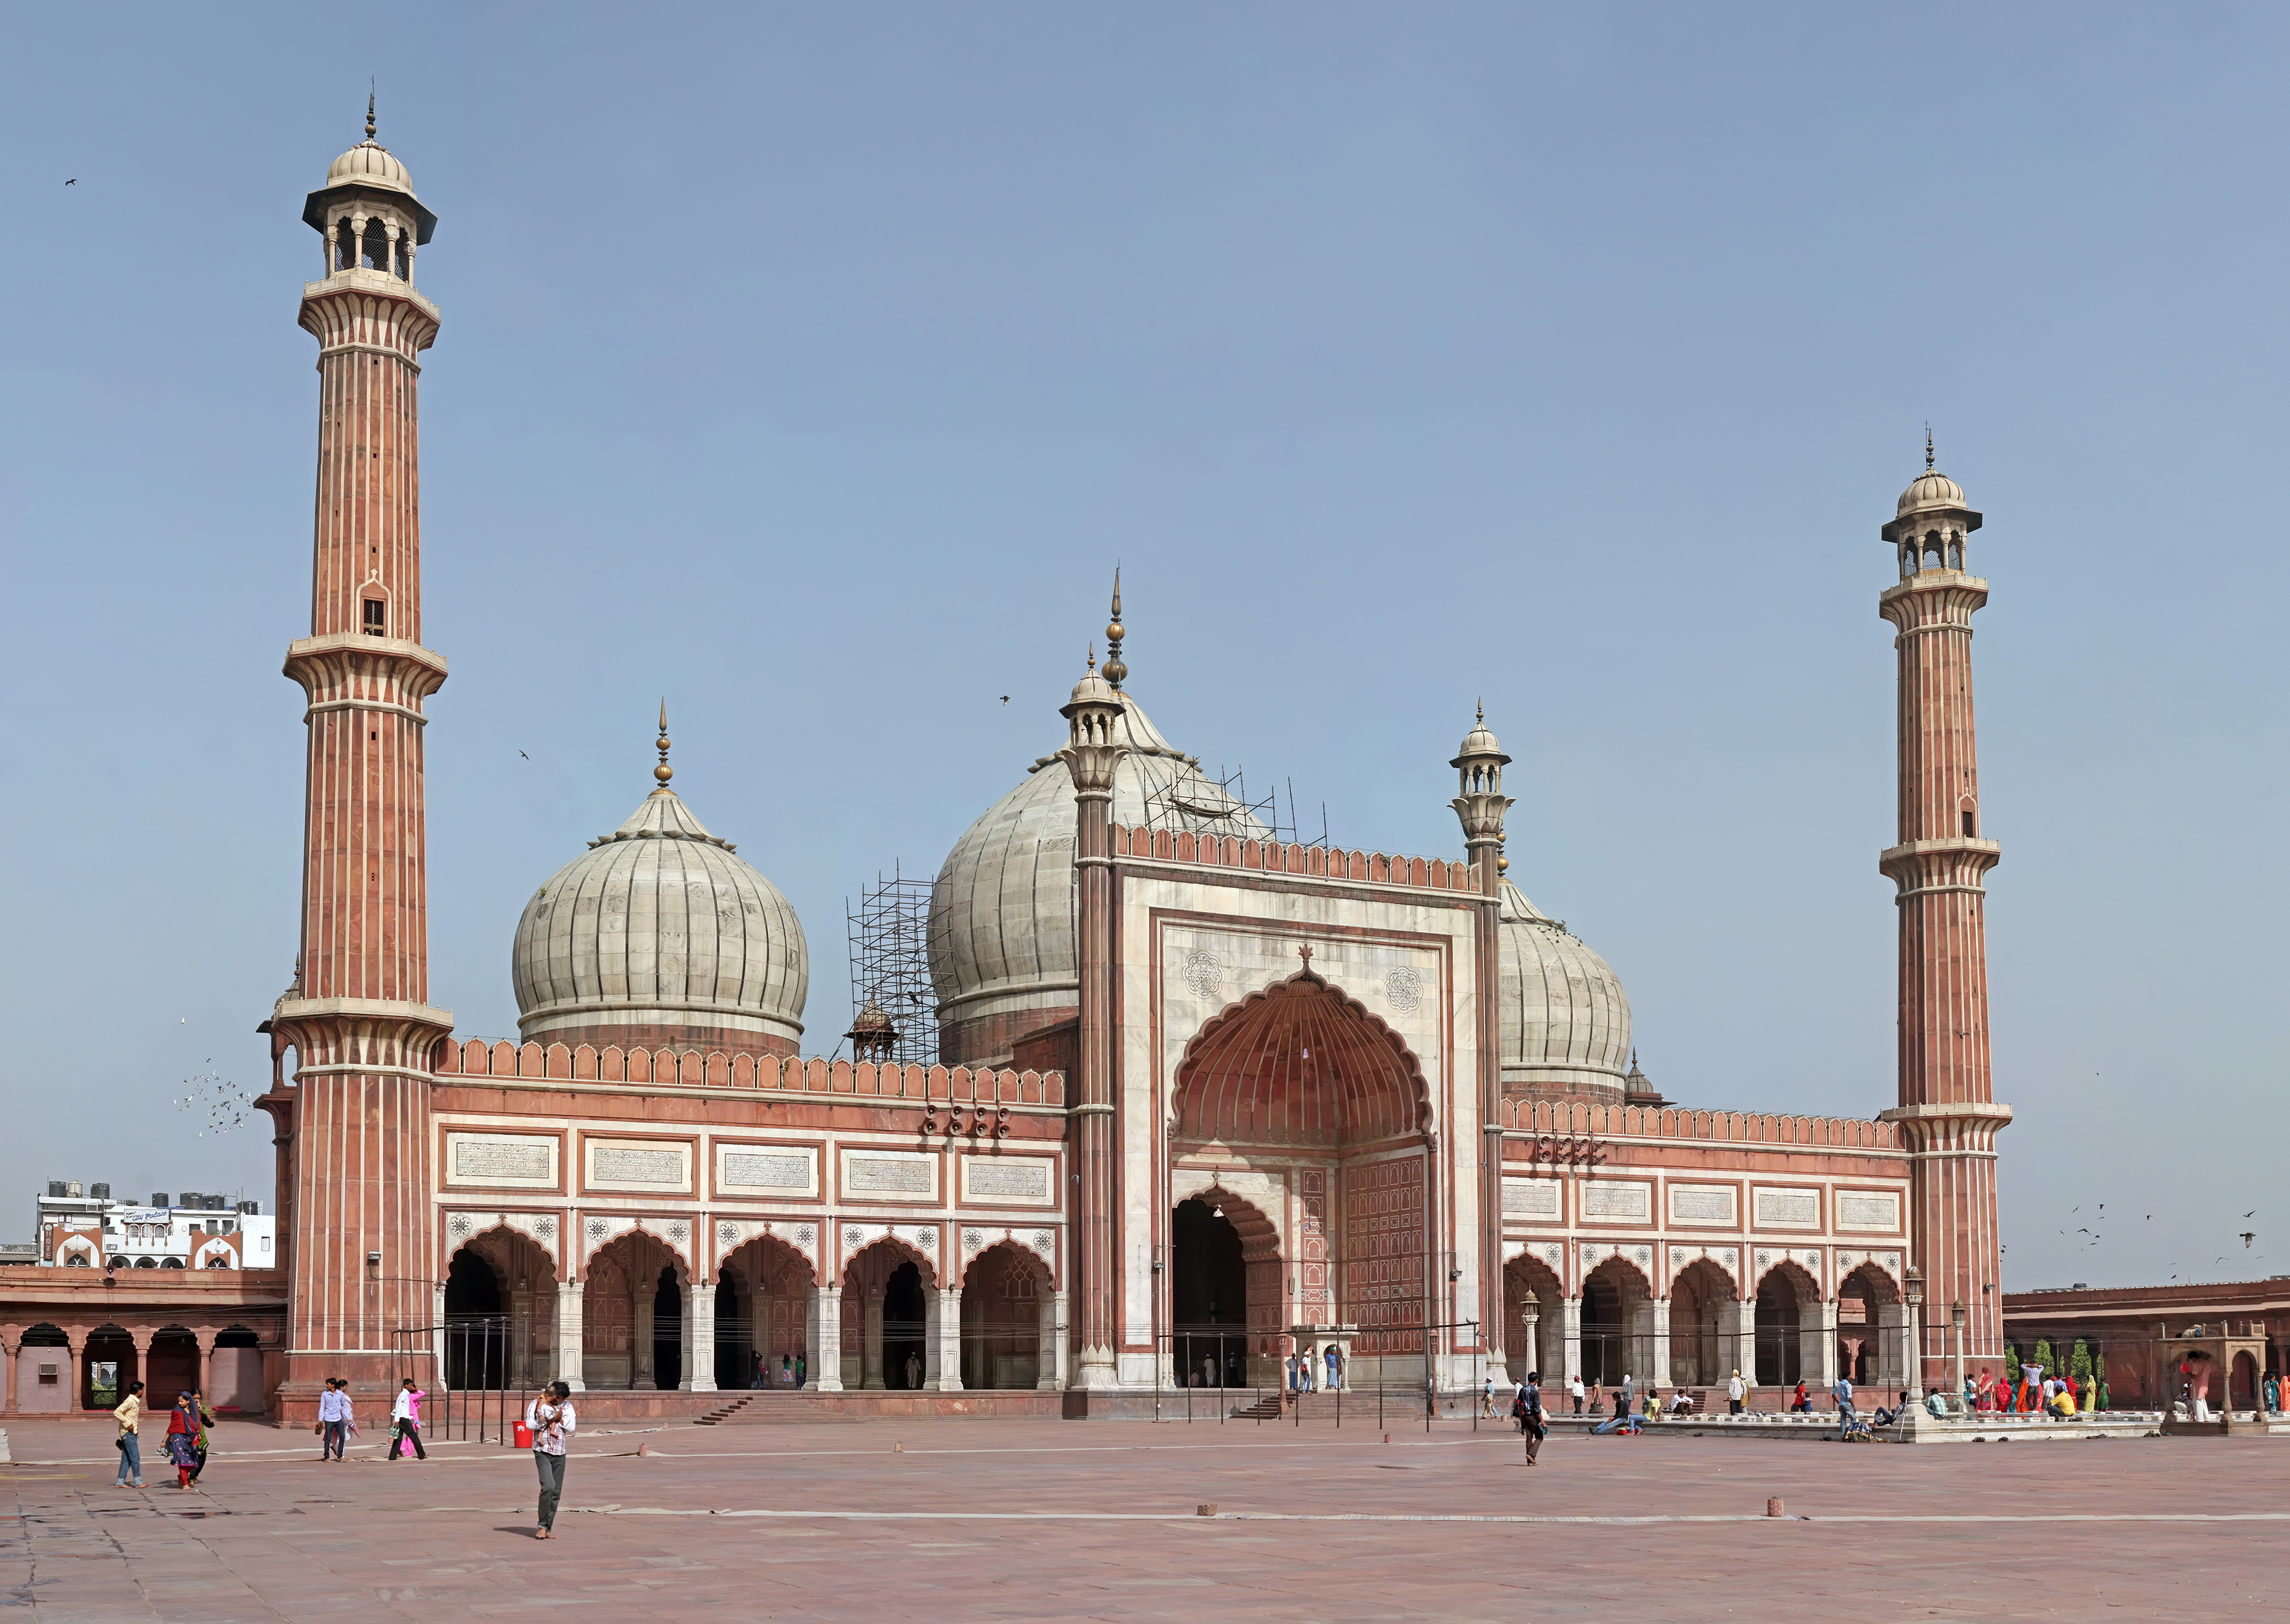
845 1152 937 1200
1753 1187 1821 1228
962 1157 1053 1203
1500 1178 1561 1219
1836 1192 1900 1231
586 1142 691 1191
1668 1185 1737 1225
1344 1154 1425 1354
446 1133 557 1189
1581 1182 1651 1222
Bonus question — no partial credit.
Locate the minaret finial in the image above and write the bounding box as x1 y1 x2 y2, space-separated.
1925 424 1935 472
1102 567 1127 690
1086 642 1096 672
654 700 673 786
366 83 377 143
1476 697 1484 725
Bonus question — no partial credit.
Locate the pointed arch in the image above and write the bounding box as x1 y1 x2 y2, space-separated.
1173 965 1431 1147
960 1239 1052 1390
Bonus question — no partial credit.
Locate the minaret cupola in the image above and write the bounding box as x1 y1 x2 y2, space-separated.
302 94 437 283
1882 430 1984 579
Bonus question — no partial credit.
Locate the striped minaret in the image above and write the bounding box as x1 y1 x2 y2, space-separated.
1876 435 2012 1391
258 103 450 1419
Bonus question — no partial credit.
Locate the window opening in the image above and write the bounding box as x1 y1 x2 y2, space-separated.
362 598 387 636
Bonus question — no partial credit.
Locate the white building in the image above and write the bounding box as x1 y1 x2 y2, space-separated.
33 1182 274 1271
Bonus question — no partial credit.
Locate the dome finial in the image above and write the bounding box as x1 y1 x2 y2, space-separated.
1102 567 1127 690
1476 696 1484 725
366 82 377 143
1925 424 1935 472
1086 641 1096 672
654 699 673 786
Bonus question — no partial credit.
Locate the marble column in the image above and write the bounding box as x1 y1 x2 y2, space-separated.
1649 1299 1673 1390
681 1280 717 1392
1733 1299 1758 1392
554 1280 585 1392
804 1286 844 1392
932 1289 963 1391
861 1287 885 1390
1045 1290 1071 1390
1562 1296 1583 1389
1035 1290 1059 1390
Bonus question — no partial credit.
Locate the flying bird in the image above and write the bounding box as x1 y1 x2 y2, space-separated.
519 750 529 760
1000 696 1010 705
2242 1232 2255 1248
64 178 76 186
2246 1211 2256 1218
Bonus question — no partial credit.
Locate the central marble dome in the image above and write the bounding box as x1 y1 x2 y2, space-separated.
928 687 1267 1066
511 784 808 1056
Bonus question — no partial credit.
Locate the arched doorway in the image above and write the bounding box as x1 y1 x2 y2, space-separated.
146 1326 198 1406
1172 1198 1248 1388
721 1234 815 1389
1669 1261 1738 1388
1836 1263 1900 1390
1170 964 1433 1387
1755 1265 1813 1388
843 1239 938 1391
961 1242 1051 1389
444 1248 504 1390
582 1232 687 1390
1502 1251 1563 1382
1580 1258 1649 1391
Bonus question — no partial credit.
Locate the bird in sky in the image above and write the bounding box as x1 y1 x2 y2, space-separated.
519 750 529 760
2246 1211 2256 1218
2241 1232 2255 1248
64 178 76 186
1000 696 1010 705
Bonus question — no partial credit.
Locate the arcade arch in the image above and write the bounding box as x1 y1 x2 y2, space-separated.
1668 1259 1739 1389
718 1234 814 1390
960 1241 1053 1390
1168 966 1435 1384
1836 1263 1901 1388
1580 1256 1652 1390
1753 1261 1820 1388
581 1231 687 1391
1502 1251 1563 1383
843 1238 938 1392
444 1227 559 1390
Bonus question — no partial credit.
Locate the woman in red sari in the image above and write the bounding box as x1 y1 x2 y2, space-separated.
163 1393 200 1489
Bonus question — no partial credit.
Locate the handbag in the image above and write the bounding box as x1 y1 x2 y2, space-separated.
313 1422 324 1437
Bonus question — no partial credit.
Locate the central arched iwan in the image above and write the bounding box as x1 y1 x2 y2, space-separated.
1172 967 1430 1148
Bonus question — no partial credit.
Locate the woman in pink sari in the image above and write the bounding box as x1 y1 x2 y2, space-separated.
1974 1368 1995 1412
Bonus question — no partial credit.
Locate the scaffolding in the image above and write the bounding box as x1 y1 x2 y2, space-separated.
1139 762 1324 849
845 862 940 1067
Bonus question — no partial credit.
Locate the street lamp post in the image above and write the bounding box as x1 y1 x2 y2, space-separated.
1951 1301 1969 1409
1519 1290 1540 1382
1903 1265 1925 1402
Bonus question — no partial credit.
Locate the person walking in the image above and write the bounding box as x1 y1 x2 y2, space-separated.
186 1390 216 1484
1832 1374 1855 1423
389 1378 428 1461
1726 1370 1746 1415
1484 1373 1499 1418
163 1392 201 1489
1791 1380 1810 1413
317 1379 347 1461
112 1380 145 1488
527 1381 578 1540
904 1350 923 1390
1325 1345 1342 1392
1518 1370 1547 1465
1569 1373 1585 1416
1621 1372 1634 1416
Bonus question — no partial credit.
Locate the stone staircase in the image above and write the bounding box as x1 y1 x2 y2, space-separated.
693 1396 753 1427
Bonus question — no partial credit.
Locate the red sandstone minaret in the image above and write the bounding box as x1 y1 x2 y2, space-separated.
258 102 450 1412
1876 436 2012 1389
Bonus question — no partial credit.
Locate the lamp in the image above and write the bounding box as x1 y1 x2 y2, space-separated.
1902 1265 1925 1401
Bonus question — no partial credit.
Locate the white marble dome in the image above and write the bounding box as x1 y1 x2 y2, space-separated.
1896 468 1968 515
1496 877 1632 1100
325 139 416 197
928 689 1268 1064
512 786 807 1049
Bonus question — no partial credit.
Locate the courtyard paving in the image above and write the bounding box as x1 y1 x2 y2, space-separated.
1 1412 2285 1619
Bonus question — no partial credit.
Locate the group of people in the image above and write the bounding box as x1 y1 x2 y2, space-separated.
110 1382 213 1490
1284 1346 1345 1396
312 1376 432 1461
1961 1364 2102 1417
747 1352 808 1388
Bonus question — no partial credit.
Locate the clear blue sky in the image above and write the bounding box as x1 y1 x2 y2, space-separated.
2 4 2281 1291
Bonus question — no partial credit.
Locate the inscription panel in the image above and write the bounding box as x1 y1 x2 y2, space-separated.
585 1138 692 1193
1581 1181 1652 1223
960 1156 1055 1205
843 1149 940 1202
1836 1191 1901 1231
1668 1185 1737 1226
717 1144 819 1198
1501 1177 1561 1219
445 1132 559 1190
1753 1187 1822 1229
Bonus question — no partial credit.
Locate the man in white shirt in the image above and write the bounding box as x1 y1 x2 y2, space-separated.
317 1380 348 1462
527 1381 578 1540
388 1379 427 1461
1727 1370 1747 1415
1569 1374 1586 1415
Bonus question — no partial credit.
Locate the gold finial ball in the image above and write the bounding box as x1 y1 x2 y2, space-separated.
1106 620 1124 643
1496 854 1509 873
655 762 673 784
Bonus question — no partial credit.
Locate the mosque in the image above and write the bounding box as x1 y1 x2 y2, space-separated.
0 121 2010 1424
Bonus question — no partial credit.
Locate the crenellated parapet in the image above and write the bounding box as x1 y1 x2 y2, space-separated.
1495 1097 1901 1150
434 1036 1064 1108
1109 822 1476 890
